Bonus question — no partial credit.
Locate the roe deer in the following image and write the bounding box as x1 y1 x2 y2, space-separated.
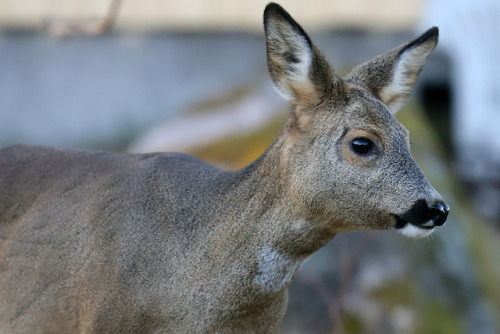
0 3 449 333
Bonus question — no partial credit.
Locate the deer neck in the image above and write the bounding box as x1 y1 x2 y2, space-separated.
222 135 337 292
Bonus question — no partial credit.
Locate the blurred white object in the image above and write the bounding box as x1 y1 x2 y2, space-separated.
423 0 500 176
422 0 500 218
128 82 285 153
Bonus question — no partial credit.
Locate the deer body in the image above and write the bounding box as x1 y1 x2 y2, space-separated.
0 3 449 333
0 146 295 332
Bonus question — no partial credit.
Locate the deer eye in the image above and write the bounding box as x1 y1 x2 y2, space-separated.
351 137 373 155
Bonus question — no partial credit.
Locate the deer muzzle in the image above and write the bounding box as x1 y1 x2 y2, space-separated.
395 199 450 236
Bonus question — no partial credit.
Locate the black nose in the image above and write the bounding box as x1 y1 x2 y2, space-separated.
429 202 450 226
395 199 450 230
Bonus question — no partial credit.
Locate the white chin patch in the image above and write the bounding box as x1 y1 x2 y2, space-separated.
397 223 434 238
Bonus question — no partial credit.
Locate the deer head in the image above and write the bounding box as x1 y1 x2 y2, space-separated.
264 3 449 239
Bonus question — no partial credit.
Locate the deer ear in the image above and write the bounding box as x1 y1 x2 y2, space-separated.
348 27 439 113
264 3 333 104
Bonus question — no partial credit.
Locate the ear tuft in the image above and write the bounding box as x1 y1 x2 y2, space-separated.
402 27 438 53
264 3 313 49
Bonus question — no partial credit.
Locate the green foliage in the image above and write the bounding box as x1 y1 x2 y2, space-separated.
370 279 414 308
342 312 363 334
415 300 463 334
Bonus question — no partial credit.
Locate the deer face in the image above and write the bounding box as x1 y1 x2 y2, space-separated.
264 3 449 238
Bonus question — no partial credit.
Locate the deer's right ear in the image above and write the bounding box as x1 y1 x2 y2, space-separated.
264 3 332 104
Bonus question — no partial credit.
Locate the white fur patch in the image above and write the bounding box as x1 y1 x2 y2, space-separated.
397 223 434 239
254 246 304 292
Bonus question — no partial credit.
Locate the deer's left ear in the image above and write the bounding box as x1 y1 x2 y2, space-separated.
347 27 439 113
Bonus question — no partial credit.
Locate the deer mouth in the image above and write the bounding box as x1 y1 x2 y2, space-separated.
395 217 434 229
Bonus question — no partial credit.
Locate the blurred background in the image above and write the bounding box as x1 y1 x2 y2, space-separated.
1 0 499 333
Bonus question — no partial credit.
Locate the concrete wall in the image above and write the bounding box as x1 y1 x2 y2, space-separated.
0 31 417 150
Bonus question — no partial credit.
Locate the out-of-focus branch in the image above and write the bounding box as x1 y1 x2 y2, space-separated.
301 232 376 333
42 0 123 38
